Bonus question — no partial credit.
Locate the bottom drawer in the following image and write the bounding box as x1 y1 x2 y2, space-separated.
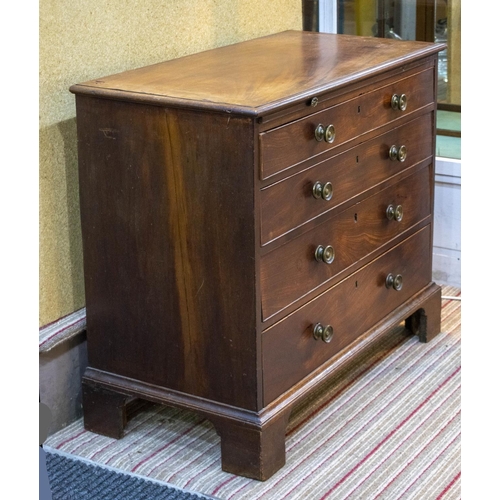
262 225 432 405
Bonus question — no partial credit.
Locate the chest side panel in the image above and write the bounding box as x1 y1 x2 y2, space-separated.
76 96 259 410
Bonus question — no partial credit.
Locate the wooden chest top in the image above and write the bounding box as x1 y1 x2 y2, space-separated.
70 30 444 115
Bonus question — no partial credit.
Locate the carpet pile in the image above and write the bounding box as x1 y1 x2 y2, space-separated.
45 285 461 499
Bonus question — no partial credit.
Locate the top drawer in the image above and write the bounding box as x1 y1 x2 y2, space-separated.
259 67 434 180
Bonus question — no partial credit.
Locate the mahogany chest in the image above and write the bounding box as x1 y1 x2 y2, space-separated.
71 31 445 480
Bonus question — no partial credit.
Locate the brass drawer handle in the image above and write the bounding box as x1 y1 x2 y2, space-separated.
313 323 334 343
312 181 333 201
386 204 403 222
315 124 336 143
315 123 325 141
315 245 335 264
324 124 335 143
386 273 403 291
389 145 407 162
391 93 408 111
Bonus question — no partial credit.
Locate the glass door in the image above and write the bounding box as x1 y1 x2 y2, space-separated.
337 1 460 106
336 0 460 158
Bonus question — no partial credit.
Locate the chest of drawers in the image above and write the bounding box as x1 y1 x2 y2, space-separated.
72 31 445 481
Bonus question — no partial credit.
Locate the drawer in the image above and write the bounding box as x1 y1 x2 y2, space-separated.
262 224 432 405
260 165 431 320
259 67 434 180
260 112 433 245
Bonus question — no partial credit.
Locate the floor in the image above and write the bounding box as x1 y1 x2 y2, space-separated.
44 287 461 500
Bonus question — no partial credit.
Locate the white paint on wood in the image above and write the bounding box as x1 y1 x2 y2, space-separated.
319 0 337 33
433 157 461 287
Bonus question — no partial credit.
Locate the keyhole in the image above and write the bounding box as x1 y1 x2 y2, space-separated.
357 105 361 114
354 213 358 222
355 280 358 288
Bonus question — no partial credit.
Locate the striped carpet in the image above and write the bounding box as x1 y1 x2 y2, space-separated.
45 285 461 499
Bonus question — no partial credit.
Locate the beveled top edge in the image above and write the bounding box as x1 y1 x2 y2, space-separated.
69 84 261 116
70 31 446 116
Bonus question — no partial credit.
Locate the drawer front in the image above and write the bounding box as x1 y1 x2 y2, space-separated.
261 165 431 320
260 67 434 180
261 113 433 245
262 224 432 405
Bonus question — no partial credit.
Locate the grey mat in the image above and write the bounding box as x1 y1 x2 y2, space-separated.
43 448 214 500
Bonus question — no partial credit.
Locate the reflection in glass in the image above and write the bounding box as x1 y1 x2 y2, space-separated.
336 0 460 107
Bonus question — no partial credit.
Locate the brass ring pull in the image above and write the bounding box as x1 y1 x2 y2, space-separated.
394 205 403 222
386 204 395 220
315 245 335 264
312 181 333 201
313 323 334 343
385 273 403 291
315 124 335 143
389 145 407 162
386 204 403 222
391 93 407 111
324 124 335 143
315 124 325 142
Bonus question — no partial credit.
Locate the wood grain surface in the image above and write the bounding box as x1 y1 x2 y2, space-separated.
76 96 259 410
70 31 445 115
262 225 433 405
259 67 435 178
260 112 433 244
260 165 432 320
